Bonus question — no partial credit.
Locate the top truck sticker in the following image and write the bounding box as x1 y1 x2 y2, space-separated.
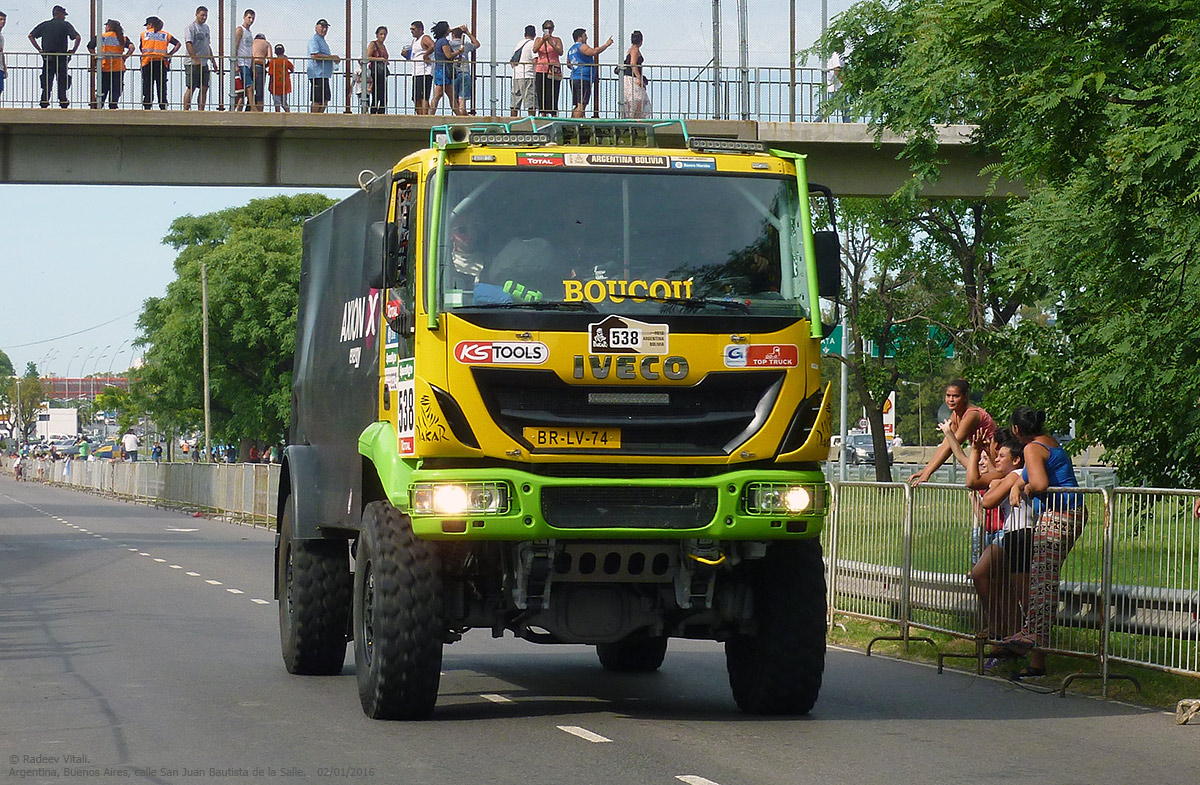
724 344 800 368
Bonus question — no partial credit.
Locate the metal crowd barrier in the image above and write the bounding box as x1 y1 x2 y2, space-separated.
0 52 828 120
4 457 1195 691
3 456 279 526
829 482 1199 693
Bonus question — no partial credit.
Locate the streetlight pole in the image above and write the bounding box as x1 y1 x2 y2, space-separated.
90 346 111 400
201 260 212 464
65 346 83 404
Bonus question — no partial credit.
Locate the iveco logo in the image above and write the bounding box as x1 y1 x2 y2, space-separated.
454 341 549 365
572 355 689 380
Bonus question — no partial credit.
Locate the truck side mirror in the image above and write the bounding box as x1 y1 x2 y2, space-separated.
814 230 841 300
384 222 406 289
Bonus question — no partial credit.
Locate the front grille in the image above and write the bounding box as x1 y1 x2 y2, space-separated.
473 368 783 455
542 486 719 529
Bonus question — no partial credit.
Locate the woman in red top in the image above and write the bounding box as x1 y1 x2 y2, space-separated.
909 378 996 487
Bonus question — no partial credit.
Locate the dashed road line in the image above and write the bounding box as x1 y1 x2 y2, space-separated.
677 777 722 785
170 565 183 569
556 726 612 743
153 558 167 563
205 579 223 585
251 599 270 605
186 572 202 577
481 693 514 703
226 588 244 595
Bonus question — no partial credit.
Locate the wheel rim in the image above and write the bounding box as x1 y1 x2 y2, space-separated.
360 561 376 668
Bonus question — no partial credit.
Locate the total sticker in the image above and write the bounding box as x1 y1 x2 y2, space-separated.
724 344 799 368
396 358 416 455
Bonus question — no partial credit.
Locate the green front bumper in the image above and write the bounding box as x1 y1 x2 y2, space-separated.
401 466 828 541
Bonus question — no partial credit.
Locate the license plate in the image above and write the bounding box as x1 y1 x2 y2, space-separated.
523 427 622 449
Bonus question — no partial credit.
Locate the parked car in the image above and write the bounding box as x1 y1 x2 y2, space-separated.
847 433 894 465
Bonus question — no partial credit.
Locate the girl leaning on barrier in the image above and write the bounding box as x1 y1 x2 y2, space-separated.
999 406 1085 678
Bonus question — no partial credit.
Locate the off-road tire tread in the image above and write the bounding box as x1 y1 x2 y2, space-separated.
279 498 351 675
596 635 668 672
725 538 826 714
355 500 444 720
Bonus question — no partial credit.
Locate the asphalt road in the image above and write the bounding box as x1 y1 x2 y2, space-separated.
2 476 1195 785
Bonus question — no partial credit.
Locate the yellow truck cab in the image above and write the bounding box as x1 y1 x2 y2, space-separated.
276 119 841 720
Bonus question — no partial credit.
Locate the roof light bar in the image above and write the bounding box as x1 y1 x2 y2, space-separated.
688 137 769 154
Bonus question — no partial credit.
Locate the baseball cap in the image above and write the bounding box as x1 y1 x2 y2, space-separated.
316 18 330 27
274 43 284 53
53 5 68 14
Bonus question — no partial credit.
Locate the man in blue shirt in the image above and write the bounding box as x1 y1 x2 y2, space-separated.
306 18 340 112
567 28 612 118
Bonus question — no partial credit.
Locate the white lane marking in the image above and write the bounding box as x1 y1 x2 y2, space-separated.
205 580 223 585
556 726 612 743
100 537 109 541
128 548 139 552
166 527 199 532
186 572 201 577
170 565 182 569
251 599 270 605
138 552 151 557
481 693 514 704
677 777 723 785
153 558 167 563
226 589 244 595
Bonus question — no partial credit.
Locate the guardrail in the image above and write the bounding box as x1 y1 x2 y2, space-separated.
4 457 1195 691
0 52 827 120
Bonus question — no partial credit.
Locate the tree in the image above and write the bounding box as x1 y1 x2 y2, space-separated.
0 349 13 378
3 369 45 444
135 194 336 447
822 0 1200 484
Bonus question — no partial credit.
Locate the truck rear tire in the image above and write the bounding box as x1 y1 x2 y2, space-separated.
596 633 668 672
354 500 444 720
278 495 351 675
725 538 826 714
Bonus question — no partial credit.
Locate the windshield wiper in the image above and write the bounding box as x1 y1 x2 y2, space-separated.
466 300 599 312
637 294 752 314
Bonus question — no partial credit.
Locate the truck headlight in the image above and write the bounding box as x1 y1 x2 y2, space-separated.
744 482 826 515
411 482 510 515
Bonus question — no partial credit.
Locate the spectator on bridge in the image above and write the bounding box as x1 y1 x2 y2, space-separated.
151 442 163 463
509 25 537 117
183 6 218 111
403 21 434 115
999 407 1085 679
307 19 340 113
87 19 134 109
909 379 996 488
268 44 293 112
122 430 140 462
251 33 271 111
28 5 81 109
567 28 612 118
429 21 462 116
533 19 563 115
364 26 389 115
450 25 479 116
139 17 181 110
0 11 8 102
620 30 649 119
233 9 255 111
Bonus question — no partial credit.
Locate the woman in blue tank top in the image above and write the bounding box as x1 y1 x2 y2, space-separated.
1001 406 1086 678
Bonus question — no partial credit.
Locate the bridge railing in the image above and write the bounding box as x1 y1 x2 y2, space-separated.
6 456 1193 690
0 53 829 121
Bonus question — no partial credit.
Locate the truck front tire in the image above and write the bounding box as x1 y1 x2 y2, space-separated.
725 538 826 714
278 495 352 675
354 500 444 720
596 633 668 672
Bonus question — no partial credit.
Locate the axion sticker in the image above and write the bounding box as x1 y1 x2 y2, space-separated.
518 153 564 167
454 340 549 365
564 279 694 304
724 344 799 368
588 315 668 355
396 359 416 455
564 153 669 168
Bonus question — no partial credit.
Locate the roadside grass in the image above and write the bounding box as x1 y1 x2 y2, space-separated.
828 614 1199 712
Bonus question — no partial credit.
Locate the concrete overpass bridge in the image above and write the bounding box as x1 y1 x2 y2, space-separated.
0 110 1007 197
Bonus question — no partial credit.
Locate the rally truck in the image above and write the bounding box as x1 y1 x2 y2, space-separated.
276 119 841 720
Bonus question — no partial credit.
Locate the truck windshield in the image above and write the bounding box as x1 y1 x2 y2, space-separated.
435 168 810 319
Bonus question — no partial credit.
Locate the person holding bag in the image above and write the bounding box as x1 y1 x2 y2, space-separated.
532 19 563 116
620 30 649 118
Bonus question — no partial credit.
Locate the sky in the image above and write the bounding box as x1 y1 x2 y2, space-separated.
0 1 854 378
